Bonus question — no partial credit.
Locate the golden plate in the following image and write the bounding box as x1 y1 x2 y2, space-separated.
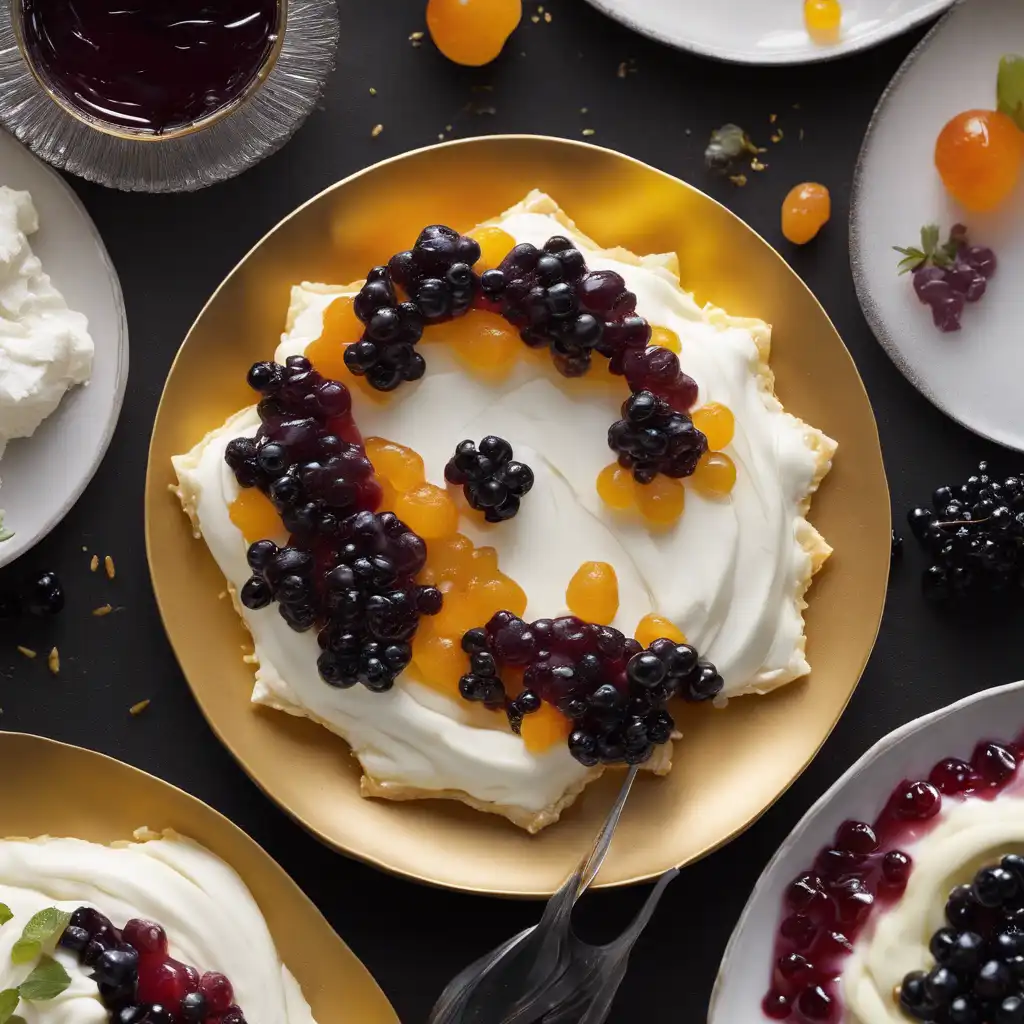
145 136 890 896
0 731 397 1023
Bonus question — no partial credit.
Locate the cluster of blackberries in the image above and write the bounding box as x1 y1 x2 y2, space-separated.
443 435 535 523
608 390 708 483
225 358 380 536
622 344 700 415
458 611 722 766
480 235 652 378
344 266 427 391
0 570 64 617
900 857 1024 1024
388 224 481 321
907 461 1024 603
240 511 442 691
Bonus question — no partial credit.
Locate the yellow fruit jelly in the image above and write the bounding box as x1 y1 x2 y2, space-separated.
634 476 685 525
634 613 686 649
420 533 476 587
691 451 737 498
305 297 362 376
520 701 572 752
411 629 465 697
469 226 515 271
804 0 841 41
364 437 425 492
596 462 636 511
442 309 519 380
394 483 459 540
566 561 619 624
229 488 284 544
692 402 735 452
650 326 681 354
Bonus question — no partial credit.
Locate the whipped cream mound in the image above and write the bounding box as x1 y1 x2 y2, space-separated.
843 796 1024 1024
0 829 315 1024
0 186 94 477
173 191 835 830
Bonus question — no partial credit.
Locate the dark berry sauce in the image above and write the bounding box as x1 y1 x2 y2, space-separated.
19 0 280 134
763 736 1024 1021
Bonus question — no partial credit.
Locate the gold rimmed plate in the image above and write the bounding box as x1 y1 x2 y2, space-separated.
0 732 398 1024
145 136 889 896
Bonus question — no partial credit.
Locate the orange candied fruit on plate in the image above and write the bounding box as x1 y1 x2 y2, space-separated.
305 296 362 377
634 476 685 525
691 402 735 452
781 183 831 245
364 437 425 492
520 701 572 752
634 613 686 649
411 629 465 697
394 483 459 539
596 462 635 511
441 308 520 380
691 451 737 497
469 226 516 271
803 0 841 43
566 561 619 624
229 487 284 544
426 0 522 67
649 326 681 354
934 109 1024 213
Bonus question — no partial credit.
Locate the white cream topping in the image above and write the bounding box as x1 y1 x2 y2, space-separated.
844 796 1024 1023
0 187 94 454
173 201 832 816
0 831 314 1024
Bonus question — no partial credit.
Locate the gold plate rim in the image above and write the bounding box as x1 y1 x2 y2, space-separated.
145 135 890 897
0 730 399 1022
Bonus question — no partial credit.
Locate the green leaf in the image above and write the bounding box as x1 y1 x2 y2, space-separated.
10 1016 26 1024
18 956 70 1002
9 942 38 967
997 53 1024 130
19 908 70 948
0 905 12 926
0 990 18 1024
920 223 940 256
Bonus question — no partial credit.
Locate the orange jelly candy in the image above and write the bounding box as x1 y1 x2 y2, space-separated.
229 487 284 544
412 630 465 697
470 226 515 271
305 296 362 379
566 561 619 624
781 183 831 245
520 701 571 752
649 326 681 354
420 532 476 587
426 0 522 67
442 308 520 380
635 613 686 649
394 483 459 540
935 109 1024 213
691 451 737 497
364 437 425 492
634 476 685 525
596 462 635 511
803 0 841 43
692 402 735 452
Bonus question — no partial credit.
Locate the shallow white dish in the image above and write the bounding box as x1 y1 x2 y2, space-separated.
708 678 1024 1023
585 0 951 65
851 0 1024 449
0 129 128 567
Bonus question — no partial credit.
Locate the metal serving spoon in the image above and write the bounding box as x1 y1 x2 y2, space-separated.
428 765 679 1024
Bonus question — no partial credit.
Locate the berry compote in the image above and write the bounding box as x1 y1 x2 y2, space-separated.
763 736 1024 1022
19 0 280 134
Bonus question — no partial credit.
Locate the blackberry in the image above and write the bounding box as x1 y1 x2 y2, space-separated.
608 390 708 483
387 224 481 322
443 436 534 522
346 266 426 391
622 343 699 414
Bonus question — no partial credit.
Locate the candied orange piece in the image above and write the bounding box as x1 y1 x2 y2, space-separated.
634 613 686 649
468 545 499 580
803 0 841 43
650 326 681 354
634 476 685 525
520 701 572 752
692 402 735 451
467 574 528 620
566 561 619 624
935 110 1024 213
364 437 425 492
691 451 737 497
469 226 516 271
229 488 284 544
596 462 636 511
426 0 522 67
420 533 476 587
394 483 459 539
305 297 362 376
412 630 466 697
443 308 520 381
431 591 485 639
781 183 831 245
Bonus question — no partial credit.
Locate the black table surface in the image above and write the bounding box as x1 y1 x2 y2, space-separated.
3 3 1020 1022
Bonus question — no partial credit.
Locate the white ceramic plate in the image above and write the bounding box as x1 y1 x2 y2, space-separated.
708 678 1024 1023
851 0 1024 450
0 129 128 567
585 0 951 65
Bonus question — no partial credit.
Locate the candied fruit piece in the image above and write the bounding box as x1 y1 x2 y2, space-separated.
520 700 572 752
229 487 285 544
412 630 465 696
691 451 737 497
649 326 681 354
306 298 366 378
935 109 1024 212
431 591 487 639
442 309 520 381
467 573 528 620
469 226 516 272
426 0 522 67
635 613 686 648
420 532 476 586
395 483 459 539
803 0 841 43
364 437 426 492
691 402 735 452
635 475 685 524
596 462 636 511
781 183 831 245
469 545 499 579
566 561 619 624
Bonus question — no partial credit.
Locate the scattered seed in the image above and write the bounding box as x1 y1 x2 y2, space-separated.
92 604 113 617
751 157 767 172
530 13 539 22
129 699 151 717
729 174 748 187
769 113 777 123
544 11 552 22
409 30 424 46
437 133 445 140
799 127 805 141
47 647 59 675
104 555 115 580
369 87 377 96
582 128 596 136
16 646 36 659
617 61 628 78
217 591 228 600
580 106 588 114
371 124 384 138
771 129 784 143
89 554 99 572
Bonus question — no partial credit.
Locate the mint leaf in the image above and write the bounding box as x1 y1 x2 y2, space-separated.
920 223 940 255
9 942 38 966
0 990 18 1024
998 54 1024 130
0 906 12 926
0 511 11 543
19 908 70 948
18 956 70 1002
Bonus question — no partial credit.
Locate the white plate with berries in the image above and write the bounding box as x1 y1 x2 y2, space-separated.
852 0 1024 450
584 0 951 65
709 678 1024 1024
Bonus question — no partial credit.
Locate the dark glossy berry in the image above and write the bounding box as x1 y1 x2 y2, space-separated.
925 966 961 1005
973 865 1018 907
247 360 283 393
180 992 208 1022
975 960 1011 1000
240 576 273 610
93 948 139 988
23 571 64 615
446 437 532 521
609 389 707 483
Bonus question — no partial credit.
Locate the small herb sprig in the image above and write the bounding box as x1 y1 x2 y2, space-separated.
894 223 967 275
0 906 72 1023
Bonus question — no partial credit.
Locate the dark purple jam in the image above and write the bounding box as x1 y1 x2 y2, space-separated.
19 0 280 134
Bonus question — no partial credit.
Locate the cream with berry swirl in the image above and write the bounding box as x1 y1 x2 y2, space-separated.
0 830 314 1024
173 191 834 827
